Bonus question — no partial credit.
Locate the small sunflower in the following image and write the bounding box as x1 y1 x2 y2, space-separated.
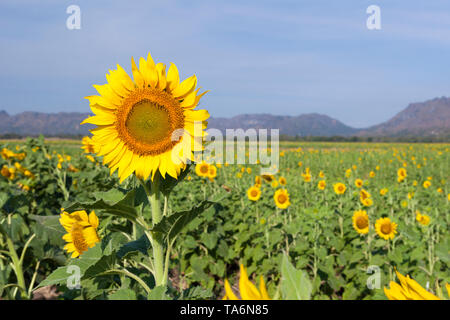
317 180 326 190
333 183 346 195
208 165 217 180
352 210 369 234
397 168 407 182
380 188 388 196
416 211 430 226
355 179 363 188
81 52 209 183
279 176 287 186
375 217 397 240
274 189 290 209
423 180 431 189
247 186 261 201
81 136 96 154
195 161 210 177
60 210 100 258
254 175 262 187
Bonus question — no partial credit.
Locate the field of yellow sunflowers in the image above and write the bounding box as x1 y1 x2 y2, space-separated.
0 54 448 300
1 137 448 300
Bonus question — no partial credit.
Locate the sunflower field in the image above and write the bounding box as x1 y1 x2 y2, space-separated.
1 136 449 300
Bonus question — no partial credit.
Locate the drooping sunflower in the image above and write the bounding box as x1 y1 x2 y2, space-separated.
247 186 261 201
222 264 271 300
375 217 397 240
60 210 100 258
333 183 346 195
384 270 445 300
81 52 209 183
274 189 290 209
352 210 369 234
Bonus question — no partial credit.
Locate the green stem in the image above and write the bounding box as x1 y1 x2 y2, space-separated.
148 174 166 287
5 234 27 298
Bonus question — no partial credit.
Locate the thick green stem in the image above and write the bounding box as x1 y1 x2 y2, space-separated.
5 235 27 298
149 175 166 287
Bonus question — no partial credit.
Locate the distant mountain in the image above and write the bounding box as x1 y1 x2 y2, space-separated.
358 97 450 137
208 113 358 136
0 97 449 138
0 111 93 136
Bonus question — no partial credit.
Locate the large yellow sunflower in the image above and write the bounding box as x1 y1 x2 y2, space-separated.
81 52 209 183
352 210 369 234
60 210 100 258
222 264 271 300
274 189 290 209
247 186 261 201
384 270 446 300
375 217 397 240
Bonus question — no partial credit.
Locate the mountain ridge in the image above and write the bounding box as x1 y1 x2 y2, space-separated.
0 97 449 138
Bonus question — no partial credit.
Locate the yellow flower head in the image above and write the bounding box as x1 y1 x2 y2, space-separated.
247 186 261 201
81 136 97 154
423 180 431 189
355 179 363 188
352 210 369 234
60 210 100 258
271 180 278 188
416 211 430 226
279 176 287 186
81 52 209 183
195 161 210 178
274 189 290 209
254 175 262 187
333 183 346 195
384 270 442 300
208 165 217 180
380 188 388 196
317 180 326 190
319 170 325 178
375 217 397 240
222 264 271 300
397 168 407 182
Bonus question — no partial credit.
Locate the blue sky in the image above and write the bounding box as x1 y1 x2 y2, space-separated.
0 0 449 127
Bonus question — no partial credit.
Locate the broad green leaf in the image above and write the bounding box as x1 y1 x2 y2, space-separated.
148 285 169 300
151 200 215 243
108 288 137 300
117 234 151 259
280 253 312 300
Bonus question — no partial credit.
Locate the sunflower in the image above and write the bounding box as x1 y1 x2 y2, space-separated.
81 136 96 154
416 211 430 226
333 183 346 195
355 179 363 188
397 168 407 182
271 180 278 188
262 174 274 183
362 197 373 207
222 264 270 300
369 171 375 178
352 210 369 234
384 270 444 300
195 161 210 177
380 188 388 196
81 52 209 183
255 176 262 187
274 189 290 209
247 186 261 201
60 210 100 258
208 165 217 180
375 217 397 240
279 176 287 186
423 180 431 189
317 180 326 190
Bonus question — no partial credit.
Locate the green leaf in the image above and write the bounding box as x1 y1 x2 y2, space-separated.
37 243 103 288
29 214 65 246
148 285 169 300
280 253 312 300
151 200 215 244
117 235 151 259
159 166 191 196
108 288 137 300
